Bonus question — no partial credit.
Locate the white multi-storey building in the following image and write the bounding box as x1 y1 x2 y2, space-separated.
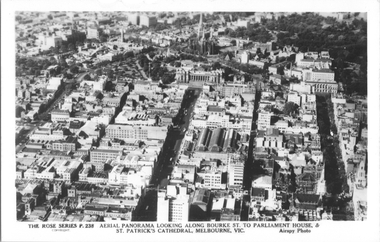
257 111 272 131
287 92 301 107
157 185 189 222
228 162 244 187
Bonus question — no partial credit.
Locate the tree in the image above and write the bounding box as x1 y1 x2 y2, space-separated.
75 40 83 48
99 34 109 43
83 74 91 80
283 101 298 116
124 51 134 58
59 58 68 68
53 46 60 54
68 43 76 51
42 63 50 70
60 44 68 53
104 81 114 92
143 62 149 73
16 106 25 118
264 105 272 112
49 57 58 65
342 183 350 194
107 69 114 79
70 65 79 74
95 69 103 76
248 21 259 28
66 73 73 79
38 103 47 114
26 58 36 68
162 71 176 84
212 62 221 71
49 68 56 77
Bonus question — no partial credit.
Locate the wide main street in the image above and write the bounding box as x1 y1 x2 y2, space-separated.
133 87 201 221
15 71 88 151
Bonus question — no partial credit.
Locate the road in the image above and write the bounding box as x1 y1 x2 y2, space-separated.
16 71 88 152
133 87 201 221
135 60 149 79
240 88 261 221
15 122 45 153
74 71 89 83
39 72 88 120
267 30 278 43
152 87 201 185
243 89 261 190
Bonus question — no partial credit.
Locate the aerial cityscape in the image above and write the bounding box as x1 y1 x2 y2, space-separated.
15 11 367 223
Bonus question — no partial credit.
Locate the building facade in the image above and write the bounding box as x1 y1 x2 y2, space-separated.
139 15 157 27
51 110 70 123
90 149 121 163
157 185 190 222
175 69 224 84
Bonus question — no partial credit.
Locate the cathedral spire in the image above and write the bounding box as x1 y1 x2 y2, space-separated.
197 13 203 39
120 28 124 42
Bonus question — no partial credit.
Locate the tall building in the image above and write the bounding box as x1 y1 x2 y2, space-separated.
257 111 272 131
310 69 335 82
90 149 122 163
38 34 63 50
217 83 256 98
287 92 301 106
303 69 338 93
51 136 78 151
189 189 211 221
241 51 250 64
87 27 101 40
228 162 244 187
51 109 70 123
140 15 157 27
157 185 190 222
295 52 304 64
46 35 63 49
197 171 224 189
188 38 217 55
127 13 139 25
186 13 218 55
157 191 169 222
105 124 167 141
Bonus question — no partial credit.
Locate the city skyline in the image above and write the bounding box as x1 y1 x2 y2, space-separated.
1 2 377 240
13 10 368 223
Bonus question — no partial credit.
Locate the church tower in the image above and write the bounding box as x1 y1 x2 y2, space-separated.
197 13 203 40
120 28 124 42
72 21 77 31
